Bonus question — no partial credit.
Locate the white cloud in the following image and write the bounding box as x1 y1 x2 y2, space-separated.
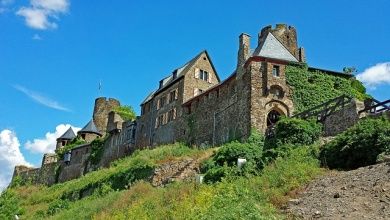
16 0 70 30
0 129 31 191
13 84 71 112
25 124 80 154
32 33 42 40
356 62 390 89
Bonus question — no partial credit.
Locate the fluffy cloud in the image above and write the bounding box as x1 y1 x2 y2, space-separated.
16 0 70 30
0 129 31 191
25 124 80 154
356 62 390 89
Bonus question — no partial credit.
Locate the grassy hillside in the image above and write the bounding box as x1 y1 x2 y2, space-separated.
1 131 324 219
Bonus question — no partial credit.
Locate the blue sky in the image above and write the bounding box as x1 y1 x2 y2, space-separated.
0 0 389 189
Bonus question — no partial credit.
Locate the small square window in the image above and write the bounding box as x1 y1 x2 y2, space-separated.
272 66 280 77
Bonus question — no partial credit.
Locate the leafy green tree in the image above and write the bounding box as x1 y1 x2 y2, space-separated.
113 105 136 121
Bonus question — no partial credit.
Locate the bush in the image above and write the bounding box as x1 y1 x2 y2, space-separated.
320 117 390 170
0 190 24 220
266 117 322 148
47 199 70 215
203 130 264 183
113 105 136 121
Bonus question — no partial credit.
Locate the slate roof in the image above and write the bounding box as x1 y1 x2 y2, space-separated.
78 120 101 135
57 127 76 140
141 50 219 105
252 32 298 62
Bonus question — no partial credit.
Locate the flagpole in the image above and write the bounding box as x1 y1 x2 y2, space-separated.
98 80 102 97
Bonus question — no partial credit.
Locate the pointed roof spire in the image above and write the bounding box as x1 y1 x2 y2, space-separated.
78 119 101 136
254 32 298 62
57 127 76 140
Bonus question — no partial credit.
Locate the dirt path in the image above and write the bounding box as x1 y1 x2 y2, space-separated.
287 162 390 219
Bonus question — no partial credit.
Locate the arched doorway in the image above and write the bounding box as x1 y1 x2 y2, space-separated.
267 109 282 127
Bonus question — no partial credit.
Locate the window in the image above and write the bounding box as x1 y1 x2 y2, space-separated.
269 86 284 99
200 70 209 81
195 68 210 82
155 114 164 128
272 65 280 77
169 89 178 103
157 96 166 109
168 108 177 122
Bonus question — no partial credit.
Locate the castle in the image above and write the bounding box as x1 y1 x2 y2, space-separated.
12 24 371 185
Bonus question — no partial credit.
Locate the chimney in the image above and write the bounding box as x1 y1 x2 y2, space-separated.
237 33 251 69
299 47 306 63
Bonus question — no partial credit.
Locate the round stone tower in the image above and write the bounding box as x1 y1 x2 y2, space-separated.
93 97 120 135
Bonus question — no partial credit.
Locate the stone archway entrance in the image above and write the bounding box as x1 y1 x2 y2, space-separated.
267 109 283 127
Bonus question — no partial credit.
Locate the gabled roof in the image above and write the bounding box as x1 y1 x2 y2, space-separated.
252 32 298 62
57 127 76 140
141 50 220 105
78 120 101 136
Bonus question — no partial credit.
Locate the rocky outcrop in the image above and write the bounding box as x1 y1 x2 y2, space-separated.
151 158 202 187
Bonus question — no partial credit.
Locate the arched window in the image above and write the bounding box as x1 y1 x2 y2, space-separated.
269 85 284 99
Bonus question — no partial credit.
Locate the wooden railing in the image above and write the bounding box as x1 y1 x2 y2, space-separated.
358 98 390 114
292 95 353 122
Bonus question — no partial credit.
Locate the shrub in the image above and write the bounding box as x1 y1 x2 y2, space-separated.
113 105 136 121
0 190 24 220
47 199 70 215
203 130 264 182
320 117 390 169
266 117 322 148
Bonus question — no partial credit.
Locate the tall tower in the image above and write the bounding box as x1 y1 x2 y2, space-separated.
93 97 120 135
258 24 305 62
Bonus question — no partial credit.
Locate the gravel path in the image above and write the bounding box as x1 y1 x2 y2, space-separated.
287 162 390 219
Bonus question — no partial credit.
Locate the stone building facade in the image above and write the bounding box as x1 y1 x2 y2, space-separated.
136 51 220 148
13 23 372 186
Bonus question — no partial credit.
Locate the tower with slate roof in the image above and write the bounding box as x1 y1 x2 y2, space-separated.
77 119 102 143
56 127 76 150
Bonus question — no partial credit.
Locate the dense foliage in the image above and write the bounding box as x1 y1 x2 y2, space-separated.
320 117 390 170
113 105 136 121
0 190 24 220
266 117 322 147
286 64 370 113
202 131 265 182
89 138 105 165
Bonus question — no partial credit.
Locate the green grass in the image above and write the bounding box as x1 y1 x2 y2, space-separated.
8 143 322 219
89 146 322 219
11 143 206 219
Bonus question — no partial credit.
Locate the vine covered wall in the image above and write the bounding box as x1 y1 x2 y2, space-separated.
286 64 369 113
